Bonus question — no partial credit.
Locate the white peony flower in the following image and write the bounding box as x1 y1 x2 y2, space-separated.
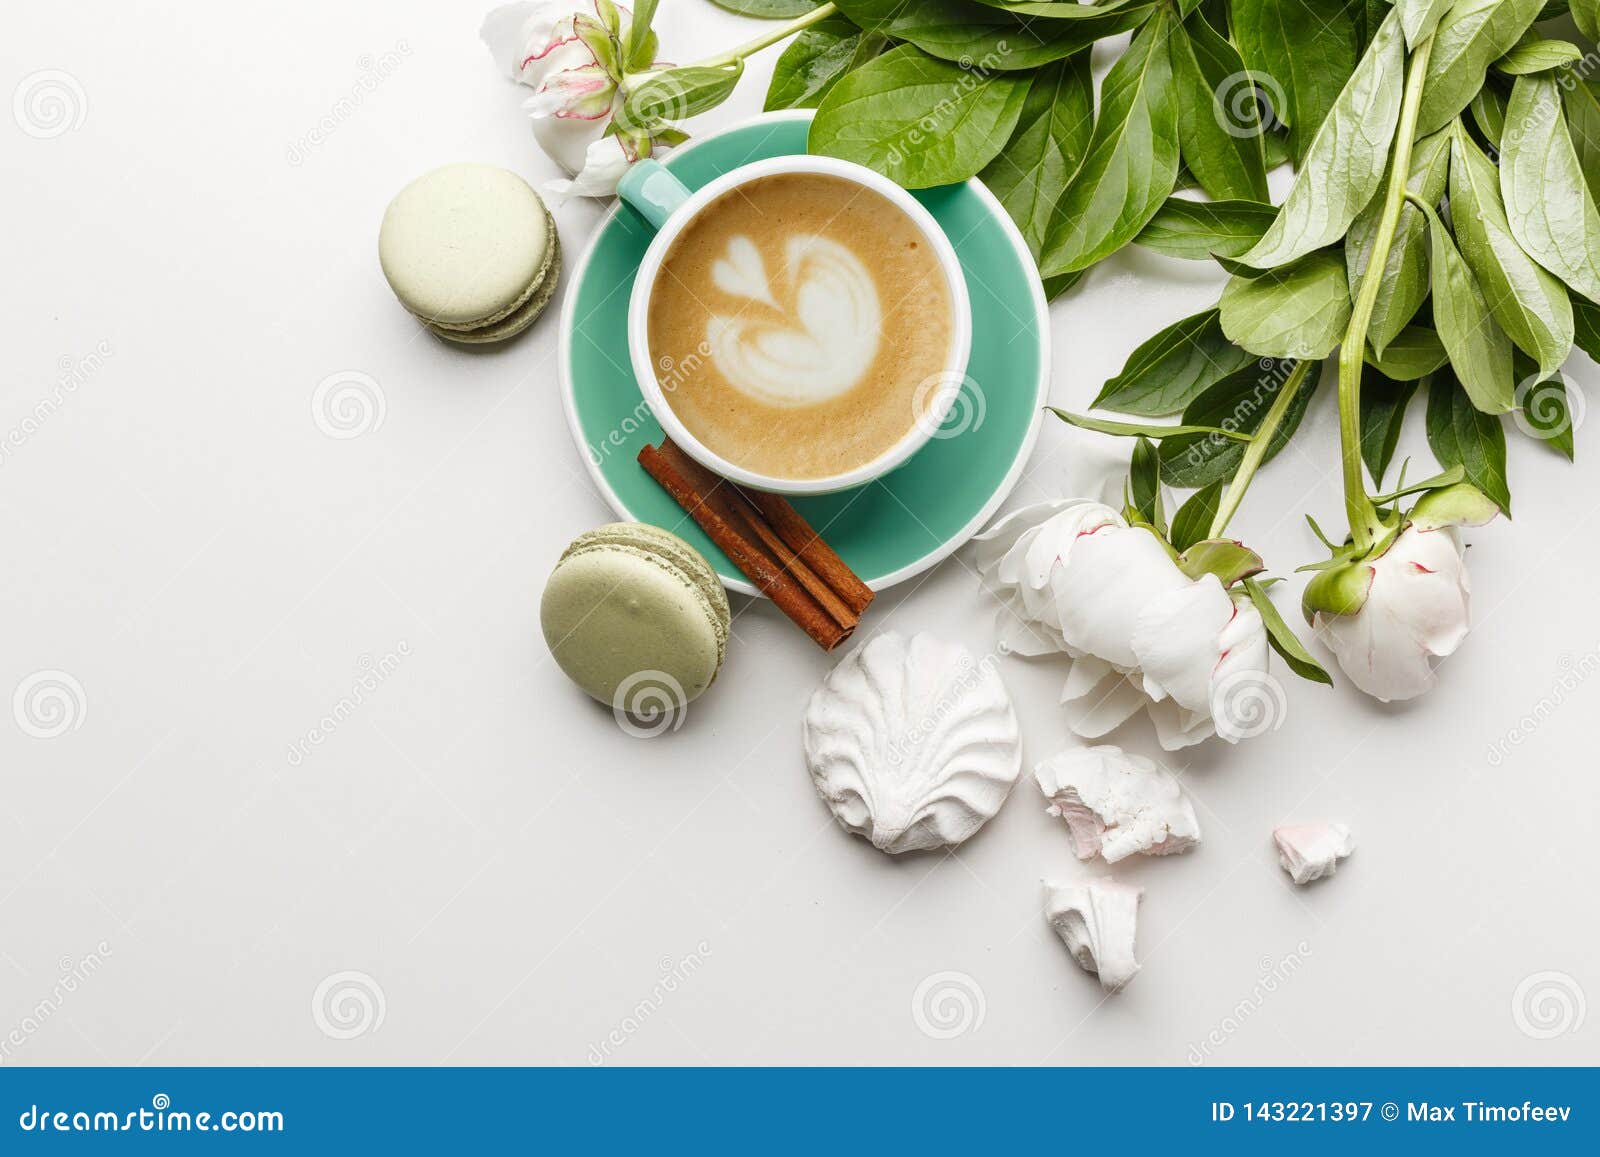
1051 511 1190 669
1301 482 1496 704
550 135 638 198
975 501 1273 750
973 499 1120 656
1311 524 1471 702
1135 575 1273 742
481 0 672 197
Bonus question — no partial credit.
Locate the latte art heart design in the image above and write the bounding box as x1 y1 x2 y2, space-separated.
710 236 777 309
705 234 882 408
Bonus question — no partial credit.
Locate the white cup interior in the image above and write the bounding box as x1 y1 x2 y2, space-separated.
627 155 973 496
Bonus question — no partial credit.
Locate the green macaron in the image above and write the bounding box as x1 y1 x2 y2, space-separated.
541 523 731 711
378 163 560 344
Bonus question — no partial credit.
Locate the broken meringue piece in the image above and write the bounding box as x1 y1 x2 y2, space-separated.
1273 823 1355 885
1034 745 1200 863
1043 879 1143 994
803 631 1022 854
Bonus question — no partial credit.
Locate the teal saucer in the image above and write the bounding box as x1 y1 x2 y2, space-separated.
558 111 1049 595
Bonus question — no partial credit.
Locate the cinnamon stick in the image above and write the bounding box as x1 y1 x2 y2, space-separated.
655 442 875 630
644 444 872 625
650 442 862 630
724 488 858 629
637 441 857 651
734 484 876 616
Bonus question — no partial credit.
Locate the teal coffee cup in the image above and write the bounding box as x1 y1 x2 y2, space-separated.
616 155 973 496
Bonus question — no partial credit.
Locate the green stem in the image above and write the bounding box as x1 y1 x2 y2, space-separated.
1336 35 1434 553
1209 360 1314 539
695 3 837 70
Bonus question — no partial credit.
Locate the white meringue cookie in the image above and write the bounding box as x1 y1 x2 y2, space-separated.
803 631 1022 855
1035 745 1200 863
1043 879 1143 993
1273 823 1355 884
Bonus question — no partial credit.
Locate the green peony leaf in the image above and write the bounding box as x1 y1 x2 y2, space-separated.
809 45 1029 188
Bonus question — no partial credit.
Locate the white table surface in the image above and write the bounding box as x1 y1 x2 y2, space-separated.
3 0 1596 1066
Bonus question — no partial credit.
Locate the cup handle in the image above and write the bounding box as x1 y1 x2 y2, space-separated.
616 159 691 230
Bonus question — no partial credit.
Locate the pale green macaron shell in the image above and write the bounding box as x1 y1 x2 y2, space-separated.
541 523 731 709
379 163 560 344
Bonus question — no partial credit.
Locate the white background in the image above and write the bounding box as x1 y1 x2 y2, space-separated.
2 0 1596 1066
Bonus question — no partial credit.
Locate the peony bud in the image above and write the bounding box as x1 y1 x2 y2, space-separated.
1310 524 1472 702
482 0 673 196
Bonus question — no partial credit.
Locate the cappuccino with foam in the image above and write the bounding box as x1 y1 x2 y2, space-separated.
645 172 956 481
